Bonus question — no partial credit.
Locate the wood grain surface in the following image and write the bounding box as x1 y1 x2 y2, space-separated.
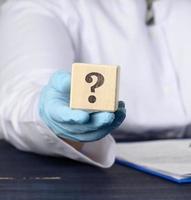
0 140 191 200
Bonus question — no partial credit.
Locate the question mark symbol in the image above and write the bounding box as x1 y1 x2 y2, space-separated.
85 72 105 103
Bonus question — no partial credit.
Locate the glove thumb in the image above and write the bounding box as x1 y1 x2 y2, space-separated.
49 70 71 97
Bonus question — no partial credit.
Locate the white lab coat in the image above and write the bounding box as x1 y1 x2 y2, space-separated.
0 0 191 167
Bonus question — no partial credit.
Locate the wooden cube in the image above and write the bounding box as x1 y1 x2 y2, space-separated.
70 63 119 112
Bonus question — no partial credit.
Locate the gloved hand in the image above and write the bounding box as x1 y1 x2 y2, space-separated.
39 70 126 142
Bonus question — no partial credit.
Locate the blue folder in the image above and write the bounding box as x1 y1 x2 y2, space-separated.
116 158 191 184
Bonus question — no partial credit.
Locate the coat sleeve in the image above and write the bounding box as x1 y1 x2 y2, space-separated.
0 0 115 168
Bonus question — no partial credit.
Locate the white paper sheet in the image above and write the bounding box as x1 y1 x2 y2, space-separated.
117 139 191 180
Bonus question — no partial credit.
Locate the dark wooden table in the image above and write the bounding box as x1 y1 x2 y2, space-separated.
0 140 191 200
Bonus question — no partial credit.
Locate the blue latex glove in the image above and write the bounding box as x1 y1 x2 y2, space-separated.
39 70 126 142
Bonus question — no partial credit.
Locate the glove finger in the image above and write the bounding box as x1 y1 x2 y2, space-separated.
90 111 115 127
58 111 114 133
58 101 125 134
68 101 126 141
118 100 125 109
85 101 125 128
49 102 90 124
112 103 126 128
82 100 125 131
49 102 126 141
49 70 71 98
79 109 126 142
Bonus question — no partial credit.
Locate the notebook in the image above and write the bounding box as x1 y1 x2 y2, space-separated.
116 139 191 183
